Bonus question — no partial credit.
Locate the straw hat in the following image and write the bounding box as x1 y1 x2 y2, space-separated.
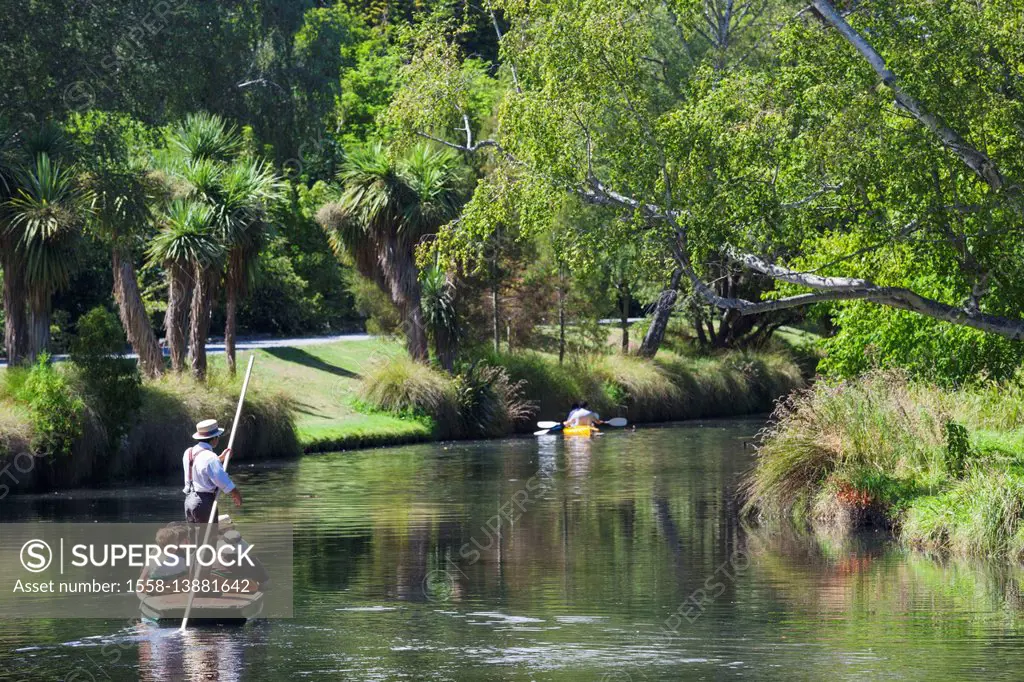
193 418 225 440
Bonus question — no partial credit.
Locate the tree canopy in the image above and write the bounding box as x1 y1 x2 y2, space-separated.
387 0 1024 377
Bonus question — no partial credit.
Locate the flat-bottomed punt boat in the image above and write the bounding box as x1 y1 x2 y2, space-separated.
139 592 264 625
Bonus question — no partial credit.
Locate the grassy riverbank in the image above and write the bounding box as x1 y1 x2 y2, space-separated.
218 340 432 452
0 359 298 490
218 337 806 448
743 371 1024 559
352 345 805 440
0 336 807 490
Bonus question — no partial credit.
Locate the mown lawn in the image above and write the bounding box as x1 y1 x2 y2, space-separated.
208 338 431 450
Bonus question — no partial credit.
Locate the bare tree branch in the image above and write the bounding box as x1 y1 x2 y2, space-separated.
780 183 842 208
237 78 287 95
489 6 522 94
415 131 504 154
725 248 870 289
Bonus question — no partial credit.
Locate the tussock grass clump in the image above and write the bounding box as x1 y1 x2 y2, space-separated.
596 354 685 421
943 380 1024 432
0 404 31 456
590 350 804 424
358 354 459 429
383 348 806 430
358 356 538 439
453 363 537 437
902 470 1024 560
129 371 299 475
485 351 611 418
745 369 1024 558
743 371 950 520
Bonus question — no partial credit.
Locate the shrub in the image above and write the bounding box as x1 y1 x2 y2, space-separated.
18 356 85 457
69 306 142 439
820 302 1024 385
454 363 536 437
943 421 974 478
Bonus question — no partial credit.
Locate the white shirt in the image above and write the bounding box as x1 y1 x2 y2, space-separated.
182 442 235 494
568 409 600 426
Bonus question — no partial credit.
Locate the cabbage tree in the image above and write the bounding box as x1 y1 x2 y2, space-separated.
317 142 467 362
6 153 89 360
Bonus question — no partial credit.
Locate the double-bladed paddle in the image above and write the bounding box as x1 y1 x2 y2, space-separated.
534 417 628 435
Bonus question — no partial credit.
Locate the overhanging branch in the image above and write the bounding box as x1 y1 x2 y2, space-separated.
701 247 1024 339
416 130 504 154
811 0 1006 191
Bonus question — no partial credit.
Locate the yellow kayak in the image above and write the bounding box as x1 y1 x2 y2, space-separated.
563 424 600 437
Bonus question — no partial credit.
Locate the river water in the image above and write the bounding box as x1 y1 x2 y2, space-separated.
3 419 1024 680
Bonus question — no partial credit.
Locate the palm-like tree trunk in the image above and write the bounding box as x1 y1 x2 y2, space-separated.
557 262 566 364
491 285 501 354
409 302 429 362
434 325 455 372
400 296 429 362
27 290 51 362
112 248 162 378
620 281 630 354
224 249 245 375
2 248 28 365
164 261 192 373
189 265 218 380
381 239 429 362
225 286 238 375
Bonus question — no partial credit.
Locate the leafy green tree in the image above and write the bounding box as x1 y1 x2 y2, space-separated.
85 164 164 377
71 113 165 378
388 0 1024 373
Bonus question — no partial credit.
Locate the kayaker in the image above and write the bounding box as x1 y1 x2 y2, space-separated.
183 418 242 525
568 401 600 427
565 403 580 423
